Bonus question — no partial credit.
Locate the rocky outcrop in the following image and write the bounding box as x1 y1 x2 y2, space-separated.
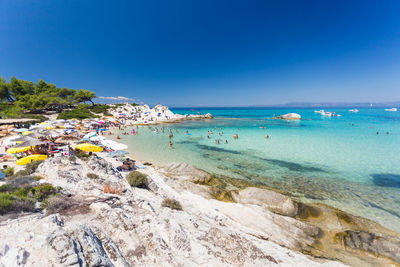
232 187 298 217
204 113 213 119
0 247 29 267
48 225 128 267
335 230 400 263
280 113 301 120
163 162 209 183
162 163 400 266
5 157 399 266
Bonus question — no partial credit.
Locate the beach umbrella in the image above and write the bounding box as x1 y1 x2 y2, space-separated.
63 123 74 128
6 146 32 154
26 132 46 138
56 135 81 144
110 143 128 150
22 131 33 136
16 139 47 147
16 154 47 165
13 135 37 142
83 132 97 139
101 140 128 150
12 128 29 133
75 143 103 152
89 135 106 142
1 135 21 147
43 130 62 137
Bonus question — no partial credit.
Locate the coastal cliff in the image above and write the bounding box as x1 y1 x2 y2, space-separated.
1 157 399 266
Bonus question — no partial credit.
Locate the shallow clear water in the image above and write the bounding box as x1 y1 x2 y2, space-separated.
117 108 400 231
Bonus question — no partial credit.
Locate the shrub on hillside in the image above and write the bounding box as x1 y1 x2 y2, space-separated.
0 177 59 215
3 167 14 177
0 193 35 215
57 108 99 120
90 104 111 115
12 160 44 177
161 198 183 211
86 173 99 179
126 171 148 188
43 195 74 214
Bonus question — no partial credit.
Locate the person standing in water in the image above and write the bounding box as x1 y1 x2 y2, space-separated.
169 141 173 149
169 131 173 139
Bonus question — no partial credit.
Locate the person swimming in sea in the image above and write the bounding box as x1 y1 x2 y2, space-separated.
233 134 238 139
225 139 228 144
265 134 269 139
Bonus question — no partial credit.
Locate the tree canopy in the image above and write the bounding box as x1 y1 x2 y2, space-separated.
0 76 97 111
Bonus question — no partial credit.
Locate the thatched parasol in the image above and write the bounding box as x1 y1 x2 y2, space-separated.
55 135 81 144
16 139 47 147
43 130 62 137
26 132 46 138
13 135 38 142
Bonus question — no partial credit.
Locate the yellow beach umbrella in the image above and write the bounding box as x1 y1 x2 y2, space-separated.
16 154 47 165
75 143 103 152
6 146 32 154
39 122 48 125
22 131 33 136
45 126 53 130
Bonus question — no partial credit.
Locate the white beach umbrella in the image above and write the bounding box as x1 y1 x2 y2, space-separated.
101 140 128 150
13 128 29 133
63 123 74 129
111 143 128 150
90 135 106 142
2 135 21 147
83 132 97 139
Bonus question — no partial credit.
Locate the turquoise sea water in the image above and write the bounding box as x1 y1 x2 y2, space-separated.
117 108 400 231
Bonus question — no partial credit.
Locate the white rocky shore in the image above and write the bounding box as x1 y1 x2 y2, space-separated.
109 104 213 125
0 156 349 267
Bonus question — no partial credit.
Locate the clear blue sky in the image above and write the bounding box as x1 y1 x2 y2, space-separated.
1 0 399 107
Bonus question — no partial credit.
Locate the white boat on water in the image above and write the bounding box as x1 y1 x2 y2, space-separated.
321 111 334 116
385 108 397 112
321 111 341 117
349 109 359 113
314 110 324 114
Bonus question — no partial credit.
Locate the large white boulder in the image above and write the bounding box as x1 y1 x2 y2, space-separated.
280 113 301 120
